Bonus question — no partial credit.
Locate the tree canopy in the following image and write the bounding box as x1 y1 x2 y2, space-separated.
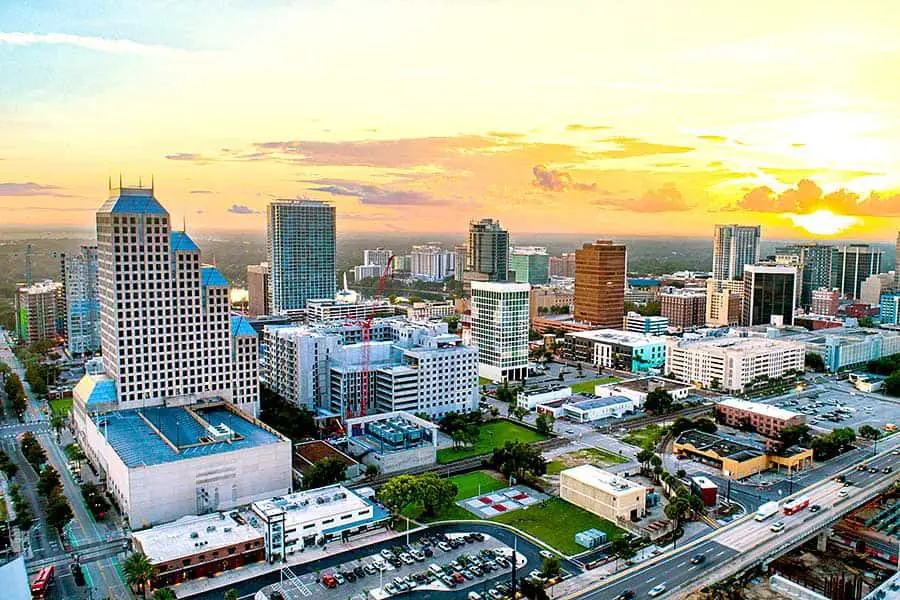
302 457 347 490
491 441 546 480
376 473 458 518
644 389 673 414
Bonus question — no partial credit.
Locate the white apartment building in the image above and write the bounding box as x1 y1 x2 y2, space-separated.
353 264 384 281
624 311 669 335
262 326 339 410
62 245 101 355
363 248 394 268
665 336 805 393
560 465 648 522
406 300 457 321
469 281 531 382
305 298 393 323
410 245 454 281
516 386 572 410
563 396 635 423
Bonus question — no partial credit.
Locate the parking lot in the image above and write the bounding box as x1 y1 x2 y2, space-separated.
760 380 900 433
257 530 538 600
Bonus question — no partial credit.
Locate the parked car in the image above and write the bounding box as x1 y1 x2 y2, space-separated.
342 570 357 583
423 547 434 557
487 589 503 600
381 549 395 559
648 584 667 597
364 563 377 575
468 593 483 600
884 466 893 473
430 564 444 576
461 569 474 580
470 564 483 576
442 575 457 588
384 583 398 595
438 542 452 552
399 553 414 565
322 574 338 589
452 572 465 584
539 550 555 560
412 550 426 561
838 489 849 497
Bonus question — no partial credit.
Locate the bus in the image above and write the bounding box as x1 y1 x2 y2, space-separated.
30 566 54 599
783 496 810 515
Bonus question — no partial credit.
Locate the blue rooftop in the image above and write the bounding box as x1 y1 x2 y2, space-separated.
99 188 168 215
201 266 229 287
170 231 200 252
628 278 661 287
569 395 633 410
95 405 282 467
231 315 257 337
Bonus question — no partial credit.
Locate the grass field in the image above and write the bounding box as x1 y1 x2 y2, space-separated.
572 447 630 464
569 377 620 394
402 471 505 522
622 423 666 449
491 497 624 555
437 421 548 464
479 376 494 386
50 398 72 416
545 461 564 475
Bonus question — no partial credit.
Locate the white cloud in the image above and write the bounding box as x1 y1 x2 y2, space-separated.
0 32 190 58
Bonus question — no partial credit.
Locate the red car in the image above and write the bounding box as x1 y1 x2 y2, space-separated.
452 572 465 584
322 575 338 589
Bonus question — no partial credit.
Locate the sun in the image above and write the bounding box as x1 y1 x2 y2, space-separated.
785 209 861 235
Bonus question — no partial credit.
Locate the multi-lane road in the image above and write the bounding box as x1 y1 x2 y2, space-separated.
566 437 900 600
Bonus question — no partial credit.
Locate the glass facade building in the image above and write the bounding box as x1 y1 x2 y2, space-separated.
742 265 798 327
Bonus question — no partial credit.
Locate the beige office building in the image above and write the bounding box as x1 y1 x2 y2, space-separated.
560 464 647 522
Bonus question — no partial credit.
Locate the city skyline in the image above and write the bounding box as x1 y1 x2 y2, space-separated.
3 1 900 239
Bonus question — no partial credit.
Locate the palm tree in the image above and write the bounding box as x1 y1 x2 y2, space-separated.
224 590 239 600
50 413 66 440
152 589 176 600
123 552 155 598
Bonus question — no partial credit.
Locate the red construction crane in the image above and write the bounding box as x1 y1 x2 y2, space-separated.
347 255 394 420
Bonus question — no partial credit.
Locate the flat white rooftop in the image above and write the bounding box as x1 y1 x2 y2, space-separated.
672 336 803 353
561 464 646 496
252 484 368 523
569 329 664 347
132 512 261 565
718 398 801 422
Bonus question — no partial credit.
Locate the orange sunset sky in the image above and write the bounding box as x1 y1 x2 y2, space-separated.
2 1 900 239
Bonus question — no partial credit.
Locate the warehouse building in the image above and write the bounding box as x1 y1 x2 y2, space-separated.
673 429 813 480
346 411 438 474
560 465 648 522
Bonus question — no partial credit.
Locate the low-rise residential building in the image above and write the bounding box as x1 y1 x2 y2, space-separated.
594 377 692 408
624 312 669 335
560 465 648 522
673 429 813 479
346 411 438 474
563 395 635 423
661 289 707 329
715 398 805 438
405 300 456 321
818 327 900 372
132 512 266 589
664 336 805 392
529 286 574 320
516 385 572 410
566 329 666 372
251 484 391 561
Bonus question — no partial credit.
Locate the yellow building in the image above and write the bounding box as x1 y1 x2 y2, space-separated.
560 464 648 522
673 430 813 480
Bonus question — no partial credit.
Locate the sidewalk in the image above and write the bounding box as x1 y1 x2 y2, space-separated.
171 525 423 599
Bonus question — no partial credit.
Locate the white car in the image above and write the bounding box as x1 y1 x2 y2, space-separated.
838 489 849 497
468 593 483 600
539 550 555 560
770 522 785 533
381 549 394 560
399 553 414 565
438 542 452 552
648 584 667 597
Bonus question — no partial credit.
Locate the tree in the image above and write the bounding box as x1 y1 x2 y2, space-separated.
46 496 73 531
37 465 62 498
535 413 554 435
81 482 110 518
491 441 546 480
885 373 900 397
688 494 705 518
153 590 177 600
664 497 691 532
511 406 528 421
124 552 155 598
418 473 457 517
779 424 811 448
858 424 882 440
650 455 662 469
302 457 347 490
223 589 239 600
804 353 825 372
495 384 514 404
609 537 636 570
676 469 686 479
710 377 721 390
670 417 694 436
519 577 550 600
20 432 46 469
858 316 876 328
258 388 317 441
50 412 66 439
636 448 654 472
644 389 673 414
694 418 717 434
541 555 561 579
365 464 380 479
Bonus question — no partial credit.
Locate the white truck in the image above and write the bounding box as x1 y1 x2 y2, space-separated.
755 501 780 521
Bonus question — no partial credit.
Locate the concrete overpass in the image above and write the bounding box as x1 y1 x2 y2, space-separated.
561 435 900 600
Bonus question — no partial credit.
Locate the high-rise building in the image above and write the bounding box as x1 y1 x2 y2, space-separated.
712 224 761 280
231 316 261 417
574 240 626 328
880 293 900 326
246 262 270 317
363 248 394 268
61 246 100 355
15 280 63 346
860 272 896 306
660 289 707 329
454 245 467 283
774 243 833 309
810 288 839 316
469 281 530 382
705 279 743 327
410 245 453 281
896 232 900 287
466 218 509 282
549 253 577 278
742 264 798 327
353 264 384 280
832 244 883 300
509 246 549 285
393 255 411 272
267 200 336 314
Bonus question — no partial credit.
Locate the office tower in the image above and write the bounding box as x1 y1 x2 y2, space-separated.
466 218 509 282
246 262 270 317
62 245 101 355
705 279 743 327
470 281 530 382
712 224 761 280
363 248 393 268
267 200 336 314
660 289 707 329
742 264 798 327
573 240 626 328
410 245 453 281
15 280 63 345
510 246 549 285
454 245 467 282
832 244 882 300
549 253 577 278
231 316 260 417
774 243 834 309
810 288 839 316
860 273 896 306
95 185 255 410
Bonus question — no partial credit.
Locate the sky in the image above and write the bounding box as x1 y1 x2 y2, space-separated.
2 0 900 239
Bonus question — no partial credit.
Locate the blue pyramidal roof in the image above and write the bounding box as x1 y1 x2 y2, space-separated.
230 315 257 337
201 266 229 287
171 231 200 252
99 187 168 215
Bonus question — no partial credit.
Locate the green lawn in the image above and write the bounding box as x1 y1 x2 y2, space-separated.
449 471 506 500
50 398 72 416
622 423 665 449
479 376 494 386
437 421 548 464
569 377 620 394
572 447 630 465
546 461 564 475
491 497 625 555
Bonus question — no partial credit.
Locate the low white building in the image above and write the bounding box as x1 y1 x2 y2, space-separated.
346 411 438 474
517 385 572 410
594 377 692 408
251 485 391 560
563 395 635 423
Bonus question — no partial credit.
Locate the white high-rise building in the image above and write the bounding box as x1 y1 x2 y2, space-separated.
62 245 101 355
469 281 530 382
363 248 394 268
712 224 761 281
94 185 257 412
410 245 453 281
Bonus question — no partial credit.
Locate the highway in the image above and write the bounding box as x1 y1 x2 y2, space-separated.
565 436 900 600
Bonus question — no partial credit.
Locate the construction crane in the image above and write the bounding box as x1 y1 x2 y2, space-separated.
347 255 395 420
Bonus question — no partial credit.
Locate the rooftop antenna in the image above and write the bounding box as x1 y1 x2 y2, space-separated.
183 215 186 233
108 176 112 191
151 174 155 193
119 173 123 188
138 175 143 188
